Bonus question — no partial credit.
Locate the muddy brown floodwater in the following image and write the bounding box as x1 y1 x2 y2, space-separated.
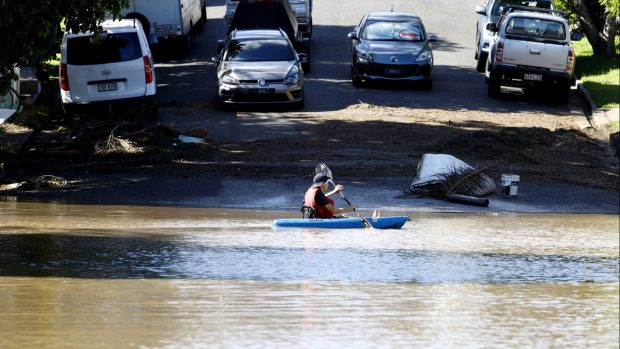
0 201 618 348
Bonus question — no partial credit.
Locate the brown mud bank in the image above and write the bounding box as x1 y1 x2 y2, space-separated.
1 103 618 198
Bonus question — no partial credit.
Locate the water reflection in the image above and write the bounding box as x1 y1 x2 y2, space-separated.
0 233 618 283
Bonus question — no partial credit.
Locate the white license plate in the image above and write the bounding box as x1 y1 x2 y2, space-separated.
523 73 543 81
249 89 274 94
385 69 404 75
155 25 174 33
98 82 118 92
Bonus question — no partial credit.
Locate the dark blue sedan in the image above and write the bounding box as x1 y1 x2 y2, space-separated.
347 12 438 88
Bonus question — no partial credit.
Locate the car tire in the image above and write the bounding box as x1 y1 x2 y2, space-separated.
302 60 311 74
556 81 571 104
292 94 305 110
476 52 487 73
351 66 363 86
488 71 501 98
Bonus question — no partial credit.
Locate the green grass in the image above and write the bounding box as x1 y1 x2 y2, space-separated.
574 38 620 108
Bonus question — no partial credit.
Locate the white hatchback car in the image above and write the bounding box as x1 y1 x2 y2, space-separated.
60 19 157 117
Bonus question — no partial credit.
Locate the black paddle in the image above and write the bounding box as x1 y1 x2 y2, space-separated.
314 163 372 228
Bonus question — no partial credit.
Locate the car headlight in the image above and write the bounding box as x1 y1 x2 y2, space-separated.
284 67 300 85
356 51 374 63
415 50 432 63
221 73 239 85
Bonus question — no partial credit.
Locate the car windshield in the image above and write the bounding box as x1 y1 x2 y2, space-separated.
361 20 425 42
505 17 566 40
66 33 142 66
289 0 306 3
225 39 295 62
491 0 553 16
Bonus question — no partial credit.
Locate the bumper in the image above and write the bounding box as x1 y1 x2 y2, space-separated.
218 83 304 104
354 61 432 82
490 63 572 87
62 95 156 115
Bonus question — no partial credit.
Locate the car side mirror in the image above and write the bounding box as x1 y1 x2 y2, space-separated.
570 32 582 41
347 32 358 40
486 23 498 32
297 53 308 64
211 55 221 63
428 34 438 43
217 40 225 52
475 5 487 15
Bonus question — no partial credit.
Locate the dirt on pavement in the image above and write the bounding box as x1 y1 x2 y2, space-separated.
1 100 617 193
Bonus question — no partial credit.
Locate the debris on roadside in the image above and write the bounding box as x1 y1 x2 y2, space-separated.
410 154 496 206
0 175 68 194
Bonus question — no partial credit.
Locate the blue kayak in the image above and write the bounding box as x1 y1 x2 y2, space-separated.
271 216 410 230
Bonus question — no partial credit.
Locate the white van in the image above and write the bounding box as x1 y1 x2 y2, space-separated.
59 19 157 116
121 0 206 47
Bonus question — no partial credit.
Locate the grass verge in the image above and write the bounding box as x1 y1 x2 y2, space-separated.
574 38 619 109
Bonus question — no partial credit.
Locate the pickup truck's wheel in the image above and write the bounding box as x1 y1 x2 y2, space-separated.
476 52 487 72
555 81 571 104
488 71 501 98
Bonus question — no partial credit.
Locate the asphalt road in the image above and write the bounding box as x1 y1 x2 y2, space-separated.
154 0 581 141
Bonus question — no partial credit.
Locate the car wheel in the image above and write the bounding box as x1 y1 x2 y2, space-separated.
351 66 363 86
488 71 501 98
182 32 191 50
302 59 311 74
476 52 487 73
555 81 571 104
292 93 305 110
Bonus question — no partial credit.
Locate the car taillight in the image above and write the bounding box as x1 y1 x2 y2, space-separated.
143 56 153 84
60 63 69 91
566 50 574 71
495 42 504 63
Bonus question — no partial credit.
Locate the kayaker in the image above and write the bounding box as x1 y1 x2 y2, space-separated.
302 172 355 219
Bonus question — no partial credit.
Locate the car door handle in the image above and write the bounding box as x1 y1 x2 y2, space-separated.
530 49 541 55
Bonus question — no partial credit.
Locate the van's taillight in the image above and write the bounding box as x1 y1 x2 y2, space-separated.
60 63 70 91
566 50 575 71
143 56 153 84
495 42 504 63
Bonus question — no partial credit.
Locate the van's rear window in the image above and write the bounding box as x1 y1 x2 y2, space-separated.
67 33 142 65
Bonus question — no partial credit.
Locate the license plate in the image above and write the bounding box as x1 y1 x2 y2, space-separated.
249 88 274 94
98 82 118 92
523 73 543 81
385 68 404 75
155 25 174 33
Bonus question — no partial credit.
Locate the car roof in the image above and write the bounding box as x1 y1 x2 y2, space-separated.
232 29 288 39
64 19 142 37
505 11 567 23
366 12 421 21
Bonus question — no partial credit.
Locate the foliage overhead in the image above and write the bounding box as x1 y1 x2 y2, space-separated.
0 0 130 93
555 0 619 56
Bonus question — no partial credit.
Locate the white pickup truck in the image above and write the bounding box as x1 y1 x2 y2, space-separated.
484 6 581 103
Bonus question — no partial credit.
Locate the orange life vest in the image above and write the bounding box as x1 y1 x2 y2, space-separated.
303 187 334 219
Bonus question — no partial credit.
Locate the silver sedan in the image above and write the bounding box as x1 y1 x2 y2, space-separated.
212 29 305 108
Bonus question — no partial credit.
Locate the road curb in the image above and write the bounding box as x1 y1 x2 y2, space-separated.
577 80 618 130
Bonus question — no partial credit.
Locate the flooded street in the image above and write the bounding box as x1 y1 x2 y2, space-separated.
1 201 618 348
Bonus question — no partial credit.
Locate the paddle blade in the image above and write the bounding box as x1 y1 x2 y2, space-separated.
314 163 333 178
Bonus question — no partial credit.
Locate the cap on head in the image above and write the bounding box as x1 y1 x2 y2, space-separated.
312 172 331 187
